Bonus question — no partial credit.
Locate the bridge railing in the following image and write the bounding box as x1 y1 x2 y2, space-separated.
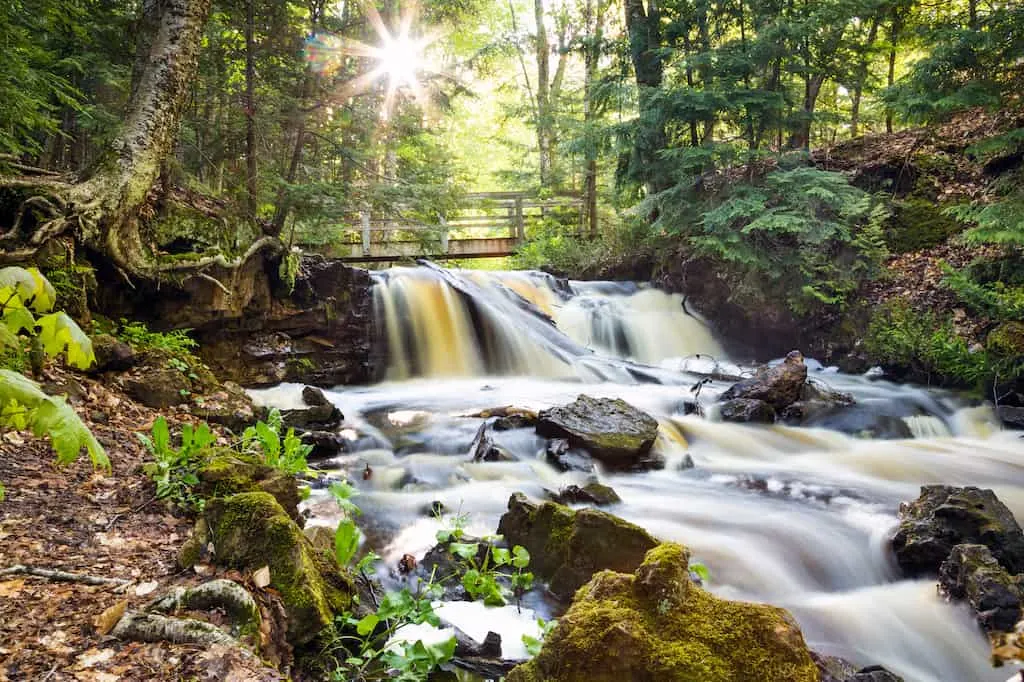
331 191 583 261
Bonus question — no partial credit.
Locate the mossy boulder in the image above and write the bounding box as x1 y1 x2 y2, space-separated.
196 452 302 523
718 398 777 424
202 492 353 646
536 395 662 471
939 543 1024 634
506 543 818 682
885 197 963 253
123 365 191 408
547 482 621 507
987 321 1024 359
892 485 1024 576
497 493 658 601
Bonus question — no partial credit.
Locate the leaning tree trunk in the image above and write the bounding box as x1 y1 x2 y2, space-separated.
0 0 279 283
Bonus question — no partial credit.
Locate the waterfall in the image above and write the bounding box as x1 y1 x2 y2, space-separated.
371 266 725 379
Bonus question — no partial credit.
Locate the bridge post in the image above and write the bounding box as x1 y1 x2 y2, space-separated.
514 196 525 240
360 210 371 256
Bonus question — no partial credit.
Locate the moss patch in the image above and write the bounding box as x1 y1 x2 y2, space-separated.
203 492 353 646
885 198 964 253
507 543 818 682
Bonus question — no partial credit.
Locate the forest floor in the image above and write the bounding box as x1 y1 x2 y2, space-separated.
0 368 278 682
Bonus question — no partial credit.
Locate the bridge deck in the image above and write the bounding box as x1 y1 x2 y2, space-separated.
337 237 519 262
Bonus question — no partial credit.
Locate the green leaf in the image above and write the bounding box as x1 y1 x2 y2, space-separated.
355 613 379 636
334 519 360 566
512 545 531 569
491 546 511 566
449 542 479 561
36 312 94 369
690 562 711 583
0 267 56 312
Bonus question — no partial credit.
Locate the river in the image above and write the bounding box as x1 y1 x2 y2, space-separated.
252 265 1024 682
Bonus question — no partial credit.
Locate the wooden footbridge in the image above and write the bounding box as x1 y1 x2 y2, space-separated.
331 192 584 263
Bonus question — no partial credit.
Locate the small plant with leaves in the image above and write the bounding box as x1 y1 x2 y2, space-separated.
138 416 216 511
522 616 557 657
0 267 108 499
323 573 455 682
328 479 364 567
240 408 312 476
435 512 534 607
116 319 198 359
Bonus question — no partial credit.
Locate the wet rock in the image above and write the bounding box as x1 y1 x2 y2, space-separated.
998 406 1024 430
545 438 595 473
892 485 1024 576
302 385 331 407
720 350 808 411
546 482 621 507
201 492 355 646
300 430 349 459
469 423 518 462
812 652 858 682
851 666 904 682
88 333 136 373
419 536 496 600
718 398 776 423
678 453 695 470
939 543 1024 633
493 414 536 430
536 395 662 471
497 493 658 601
506 543 819 682
282 401 343 431
803 404 914 439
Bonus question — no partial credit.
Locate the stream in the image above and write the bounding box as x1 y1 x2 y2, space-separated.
252 266 1024 682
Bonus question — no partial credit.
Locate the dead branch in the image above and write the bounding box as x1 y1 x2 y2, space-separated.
0 564 131 587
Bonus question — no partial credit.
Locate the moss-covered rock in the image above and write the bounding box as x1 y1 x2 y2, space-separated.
939 543 1024 634
506 543 818 682
885 197 963 253
987 321 1024 359
496 493 658 601
203 492 353 646
196 453 302 523
536 395 662 471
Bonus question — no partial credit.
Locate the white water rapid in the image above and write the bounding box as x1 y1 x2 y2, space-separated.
253 266 1024 682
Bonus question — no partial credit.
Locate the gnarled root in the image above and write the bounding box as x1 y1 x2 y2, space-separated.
148 578 260 637
111 611 241 647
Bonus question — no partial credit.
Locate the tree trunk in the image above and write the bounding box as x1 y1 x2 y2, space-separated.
80 0 213 269
886 8 901 134
244 0 258 223
851 17 880 138
624 0 668 193
534 0 552 187
582 0 604 236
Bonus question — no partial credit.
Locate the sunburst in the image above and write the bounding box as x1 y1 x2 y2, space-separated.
306 1 439 119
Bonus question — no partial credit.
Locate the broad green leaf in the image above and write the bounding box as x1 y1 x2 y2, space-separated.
355 613 379 636
449 542 479 561
0 267 56 312
334 519 360 566
512 545 531 569
490 547 511 566
36 312 95 369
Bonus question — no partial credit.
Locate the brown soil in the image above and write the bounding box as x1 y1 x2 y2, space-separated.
0 368 279 682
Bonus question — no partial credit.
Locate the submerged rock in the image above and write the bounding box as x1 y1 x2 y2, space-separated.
496 493 657 601
200 492 354 646
545 438 595 473
469 423 518 462
536 395 662 471
812 652 904 682
939 543 1024 634
505 543 819 682
892 485 1024 576
720 350 808 411
718 397 776 423
546 482 621 507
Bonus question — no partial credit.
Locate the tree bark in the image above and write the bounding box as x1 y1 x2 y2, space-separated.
851 17 880 138
534 0 553 187
244 0 258 223
624 0 669 193
582 0 604 236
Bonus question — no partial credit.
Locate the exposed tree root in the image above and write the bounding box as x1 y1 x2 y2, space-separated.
111 611 240 647
148 579 261 636
0 564 131 587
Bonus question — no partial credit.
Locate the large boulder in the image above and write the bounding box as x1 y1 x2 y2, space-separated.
196 452 303 523
998 405 1024 430
720 350 808 412
190 381 262 433
892 485 1024 576
88 333 136 373
536 395 662 471
496 493 658 601
506 543 819 682
718 398 776 424
939 543 1024 634
200 492 354 646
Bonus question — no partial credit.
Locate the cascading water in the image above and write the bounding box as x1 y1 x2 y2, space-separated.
254 263 1024 682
